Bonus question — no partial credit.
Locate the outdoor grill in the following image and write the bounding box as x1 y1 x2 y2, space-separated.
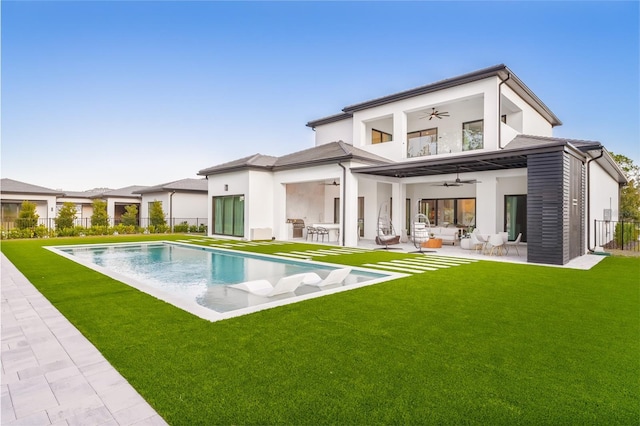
291 219 305 238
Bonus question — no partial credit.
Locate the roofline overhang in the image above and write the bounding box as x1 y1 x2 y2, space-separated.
1 190 65 197
306 64 562 130
197 165 273 177
306 112 352 129
134 188 207 195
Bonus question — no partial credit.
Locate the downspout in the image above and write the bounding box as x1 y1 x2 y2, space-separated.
586 148 604 252
169 191 176 232
497 73 511 149
338 162 347 246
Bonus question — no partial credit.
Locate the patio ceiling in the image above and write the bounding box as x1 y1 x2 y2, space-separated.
350 141 580 179
352 150 530 179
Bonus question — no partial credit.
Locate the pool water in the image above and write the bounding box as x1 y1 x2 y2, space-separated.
54 242 388 319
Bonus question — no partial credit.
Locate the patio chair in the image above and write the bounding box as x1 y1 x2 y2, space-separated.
469 232 485 253
302 267 352 287
375 202 401 250
228 274 305 297
316 226 330 242
505 232 522 255
487 234 505 256
306 226 317 241
410 213 433 253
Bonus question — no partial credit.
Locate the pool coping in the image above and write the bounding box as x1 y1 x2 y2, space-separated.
45 241 405 323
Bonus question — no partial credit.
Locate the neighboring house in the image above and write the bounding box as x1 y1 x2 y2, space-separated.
98 185 147 224
57 188 112 227
0 178 63 227
134 178 208 228
198 64 627 265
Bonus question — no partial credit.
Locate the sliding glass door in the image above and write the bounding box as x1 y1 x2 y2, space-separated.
420 198 476 227
504 195 526 242
212 195 244 237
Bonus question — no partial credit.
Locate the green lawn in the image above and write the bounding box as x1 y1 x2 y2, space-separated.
2 235 639 425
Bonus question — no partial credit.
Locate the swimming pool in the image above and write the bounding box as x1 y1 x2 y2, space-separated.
49 242 395 321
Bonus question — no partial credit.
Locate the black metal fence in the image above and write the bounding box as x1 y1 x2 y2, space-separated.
594 220 640 252
1 217 208 232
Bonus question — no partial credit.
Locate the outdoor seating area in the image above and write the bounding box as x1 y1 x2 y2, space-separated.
306 224 340 242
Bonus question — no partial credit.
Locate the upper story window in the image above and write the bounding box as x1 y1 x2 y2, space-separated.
462 120 483 151
407 128 438 158
372 128 392 144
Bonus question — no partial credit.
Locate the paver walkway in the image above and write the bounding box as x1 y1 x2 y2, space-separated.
1 254 167 426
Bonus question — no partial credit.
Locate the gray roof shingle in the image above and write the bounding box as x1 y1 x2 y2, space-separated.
198 141 391 176
135 178 208 194
0 178 64 196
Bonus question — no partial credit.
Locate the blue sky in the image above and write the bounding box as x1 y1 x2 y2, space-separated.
2 1 638 191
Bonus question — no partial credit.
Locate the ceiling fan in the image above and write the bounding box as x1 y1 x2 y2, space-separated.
420 107 450 120
432 168 481 187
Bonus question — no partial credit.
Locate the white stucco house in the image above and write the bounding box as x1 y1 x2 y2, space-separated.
1 178 63 226
134 178 208 229
198 64 627 266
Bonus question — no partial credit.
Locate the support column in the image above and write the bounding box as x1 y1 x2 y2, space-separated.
343 170 359 247
391 182 404 238
475 177 497 233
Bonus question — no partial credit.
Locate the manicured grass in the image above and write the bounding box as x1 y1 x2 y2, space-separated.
2 236 639 425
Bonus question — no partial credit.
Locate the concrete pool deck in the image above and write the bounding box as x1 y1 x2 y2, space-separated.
1 254 167 426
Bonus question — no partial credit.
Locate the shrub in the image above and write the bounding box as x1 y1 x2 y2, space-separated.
121 205 139 227
188 224 207 233
174 221 190 233
149 201 167 227
145 224 168 234
56 202 78 230
17 201 39 229
111 224 137 235
91 200 109 227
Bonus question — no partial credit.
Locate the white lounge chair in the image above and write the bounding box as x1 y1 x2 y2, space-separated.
228 274 304 297
302 267 352 287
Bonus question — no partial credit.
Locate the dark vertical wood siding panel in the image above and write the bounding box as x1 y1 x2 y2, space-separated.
527 152 566 265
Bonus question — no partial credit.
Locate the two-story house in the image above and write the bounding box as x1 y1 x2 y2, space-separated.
198 64 626 265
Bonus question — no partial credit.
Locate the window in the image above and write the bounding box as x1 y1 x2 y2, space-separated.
372 128 392 144
407 128 438 158
462 120 483 151
420 198 476 227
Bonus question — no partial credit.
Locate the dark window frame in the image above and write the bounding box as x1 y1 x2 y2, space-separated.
372 128 392 144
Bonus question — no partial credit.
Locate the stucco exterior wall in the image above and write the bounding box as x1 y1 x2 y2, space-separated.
140 193 169 219
589 160 621 248
501 84 553 137
314 118 353 146
171 192 207 221
349 78 499 162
